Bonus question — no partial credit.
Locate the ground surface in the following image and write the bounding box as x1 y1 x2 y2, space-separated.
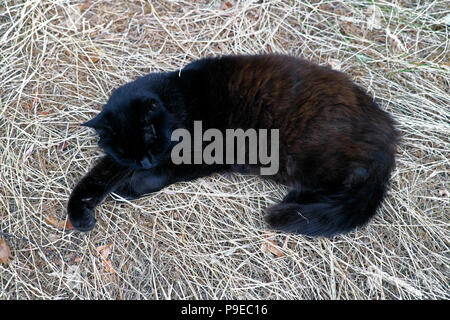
0 0 449 299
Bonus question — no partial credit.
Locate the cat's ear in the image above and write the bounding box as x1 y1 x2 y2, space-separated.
81 118 101 129
81 114 106 129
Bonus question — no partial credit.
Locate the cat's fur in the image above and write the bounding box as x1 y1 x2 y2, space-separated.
67 54 398 237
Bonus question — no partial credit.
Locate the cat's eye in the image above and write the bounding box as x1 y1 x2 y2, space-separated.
143 125 157 143
150 124 156 136
147 98 158 111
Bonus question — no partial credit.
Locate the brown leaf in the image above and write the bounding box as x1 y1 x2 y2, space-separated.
81 52 100 64
78 1 91 12
96 244 115 274
88 55 100 63
225 2 233 8
45 216 73 230
96 243 113 260
58 141 69 151
66 219 74 229
261 239 285 257
101 258 116 274
0 238 12 266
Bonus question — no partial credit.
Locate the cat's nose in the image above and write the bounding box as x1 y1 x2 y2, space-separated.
140 156 152 169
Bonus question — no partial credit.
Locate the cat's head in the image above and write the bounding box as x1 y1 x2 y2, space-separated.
83 90 176 170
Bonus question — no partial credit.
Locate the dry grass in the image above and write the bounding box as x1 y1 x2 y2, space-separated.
0 0 449 300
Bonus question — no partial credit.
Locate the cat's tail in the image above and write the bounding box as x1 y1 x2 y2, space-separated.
264 159 394 237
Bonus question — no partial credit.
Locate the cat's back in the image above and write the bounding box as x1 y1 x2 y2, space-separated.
183 54 367 126
219 54 394 135
182 54 398 184
179 54 395 143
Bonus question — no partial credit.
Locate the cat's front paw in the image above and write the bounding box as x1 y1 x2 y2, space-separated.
67 201 96 232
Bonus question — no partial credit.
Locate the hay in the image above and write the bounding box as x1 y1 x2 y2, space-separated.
0 0 449 299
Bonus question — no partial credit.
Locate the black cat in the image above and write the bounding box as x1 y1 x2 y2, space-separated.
67 54 398 237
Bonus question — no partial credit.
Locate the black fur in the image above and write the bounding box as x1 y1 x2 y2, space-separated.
68 54 398 237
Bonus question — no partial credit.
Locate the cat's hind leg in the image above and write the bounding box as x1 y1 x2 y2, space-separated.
264 166 388 237
264 188 342 237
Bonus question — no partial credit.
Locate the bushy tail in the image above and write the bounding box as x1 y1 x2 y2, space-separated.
264 167 392 237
